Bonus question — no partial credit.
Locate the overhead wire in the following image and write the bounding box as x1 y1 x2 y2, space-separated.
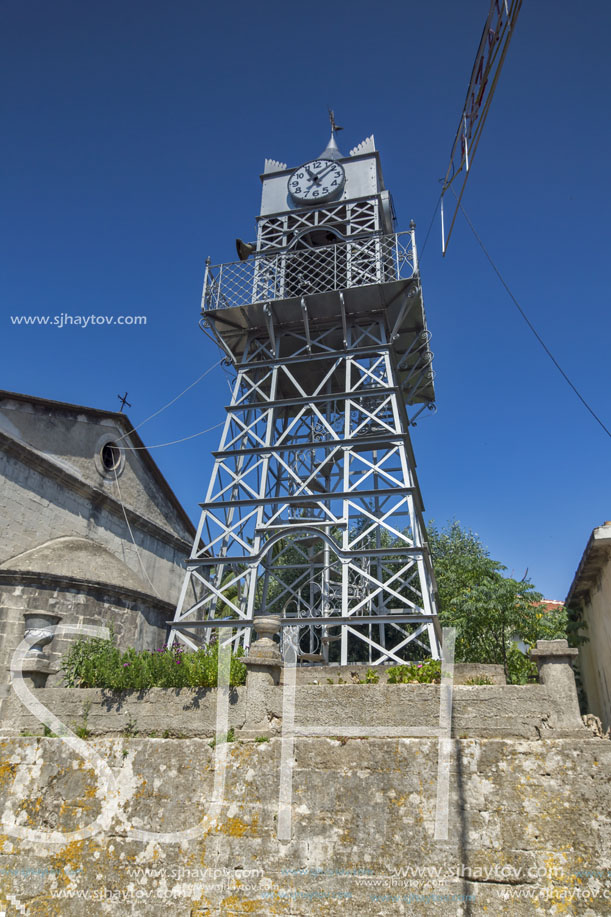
115 358 222 444
112 468 163 599
449 186 611 441
417 190 442 265
108 347 228 598
118 420 225 451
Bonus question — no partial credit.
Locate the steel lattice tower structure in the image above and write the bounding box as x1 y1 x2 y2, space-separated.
169 128 442 664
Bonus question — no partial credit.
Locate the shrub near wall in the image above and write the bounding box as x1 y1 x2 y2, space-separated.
386 660 442 683
61 633 246 690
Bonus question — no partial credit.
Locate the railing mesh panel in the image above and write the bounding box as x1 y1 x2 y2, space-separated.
203 232 416 311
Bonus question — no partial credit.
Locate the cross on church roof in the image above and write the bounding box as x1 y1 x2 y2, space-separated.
117 392 132 412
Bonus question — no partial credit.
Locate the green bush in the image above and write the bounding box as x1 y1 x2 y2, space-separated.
387 660 442 684
61 635 246 691
427 521 578 684
359 668 380 684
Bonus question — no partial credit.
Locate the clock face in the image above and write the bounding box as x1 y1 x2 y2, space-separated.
288 159 346 204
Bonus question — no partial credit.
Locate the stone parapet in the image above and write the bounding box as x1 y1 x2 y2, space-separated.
281 662 506 685
0 681 588 740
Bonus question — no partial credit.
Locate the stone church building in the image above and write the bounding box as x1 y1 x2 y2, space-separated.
0 390 195 688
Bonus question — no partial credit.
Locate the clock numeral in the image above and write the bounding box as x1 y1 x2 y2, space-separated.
297 171 304 179
293 186 302 193
331 180 338 187
312 190 319 197
322 187 329 194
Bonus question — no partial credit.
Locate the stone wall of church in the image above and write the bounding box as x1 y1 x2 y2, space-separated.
0 400 193 542
0 448 190 606
0 577 172 689
0 398 198 693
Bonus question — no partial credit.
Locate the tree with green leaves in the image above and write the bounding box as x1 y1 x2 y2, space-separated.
427 521 572 684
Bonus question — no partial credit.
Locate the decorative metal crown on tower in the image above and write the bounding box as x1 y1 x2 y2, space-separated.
169 125 441 665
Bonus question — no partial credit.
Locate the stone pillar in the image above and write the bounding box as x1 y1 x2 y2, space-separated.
530 639 583 730
20 612 61 688
243 616 282 736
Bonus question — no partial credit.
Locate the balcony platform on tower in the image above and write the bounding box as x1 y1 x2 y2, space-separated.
201 230 435 406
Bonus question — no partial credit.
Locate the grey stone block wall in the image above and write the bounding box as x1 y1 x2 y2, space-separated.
0 449 188 604
0 399 193 542
0 638 607 915
0 681 588 740
0 580 171 690
0 733 608 915
285 662 506 685
0 400 198 691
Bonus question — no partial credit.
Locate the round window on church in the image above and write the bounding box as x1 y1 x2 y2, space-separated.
94 434 126 479
101 442 121 472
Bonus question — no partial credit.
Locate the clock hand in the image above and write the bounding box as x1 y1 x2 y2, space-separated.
317 164 337 181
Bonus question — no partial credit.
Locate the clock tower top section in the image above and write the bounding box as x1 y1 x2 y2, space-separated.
257 130 395 237
201 123 433 405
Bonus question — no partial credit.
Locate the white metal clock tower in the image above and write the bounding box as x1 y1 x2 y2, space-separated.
169 123 442 665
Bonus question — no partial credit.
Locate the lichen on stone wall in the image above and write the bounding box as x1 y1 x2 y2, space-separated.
0 734 608 915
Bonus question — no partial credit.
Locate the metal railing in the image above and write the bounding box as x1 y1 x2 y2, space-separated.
202 230 418 312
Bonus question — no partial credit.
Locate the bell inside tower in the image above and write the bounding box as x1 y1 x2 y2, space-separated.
284 225 347 298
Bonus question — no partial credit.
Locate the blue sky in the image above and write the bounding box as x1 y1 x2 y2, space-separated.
2 0 610 601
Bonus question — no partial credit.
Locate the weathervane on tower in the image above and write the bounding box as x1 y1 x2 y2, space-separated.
170 120 442 666
328 108 343 134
